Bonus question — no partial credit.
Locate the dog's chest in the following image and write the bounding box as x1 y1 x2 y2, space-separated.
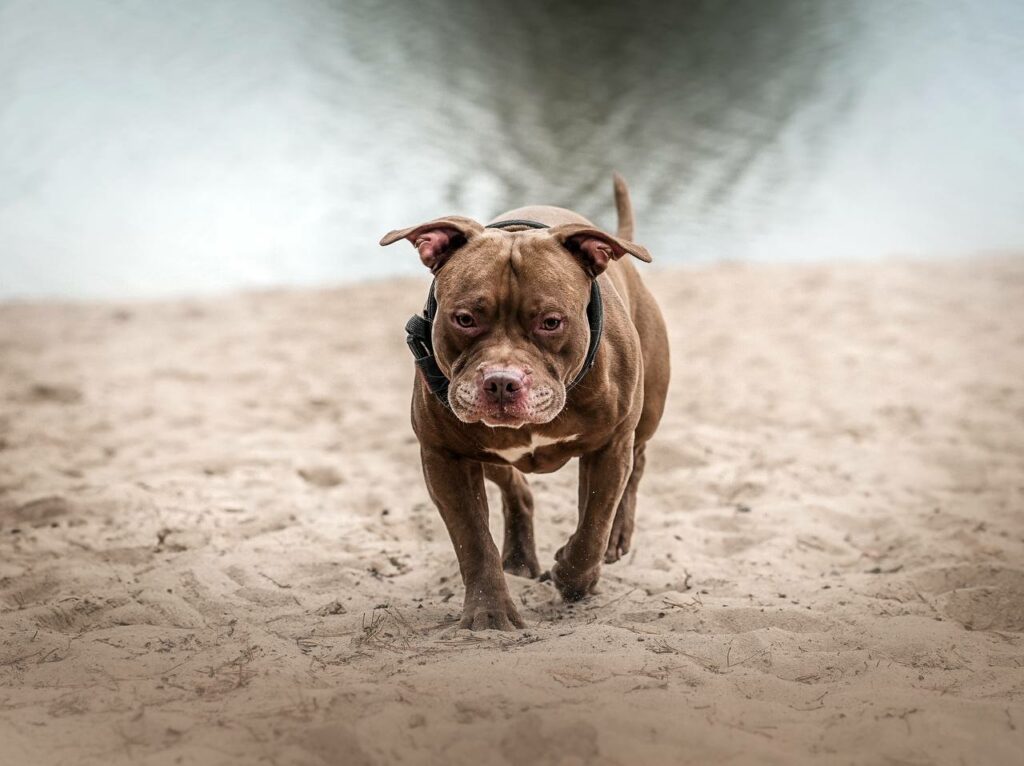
486 433 580 464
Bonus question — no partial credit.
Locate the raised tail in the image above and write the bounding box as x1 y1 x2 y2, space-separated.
612 172 635 241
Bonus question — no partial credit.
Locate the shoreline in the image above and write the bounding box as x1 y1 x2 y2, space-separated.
3 250 1021 308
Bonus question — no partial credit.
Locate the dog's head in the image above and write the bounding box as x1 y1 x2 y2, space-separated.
381 217 649 428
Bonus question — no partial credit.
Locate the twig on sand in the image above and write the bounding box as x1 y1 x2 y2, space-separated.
721 720 775 740
499 634 544 650
650 641 724 674
647 640 678 655
352 608 415 653
594 587 640 609
662 595 701 611
434 634 488 646
877 707 920 735
36 647 60 664
789 691 829 711
257 570 292 589
0 649 45 666
726 641 773 670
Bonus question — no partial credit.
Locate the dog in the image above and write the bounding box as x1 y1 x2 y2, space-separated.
380 174 669 630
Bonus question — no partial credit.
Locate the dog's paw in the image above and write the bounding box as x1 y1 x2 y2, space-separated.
502 551 541 579
460 595 526 631
551 553 600 602
604 509 634 564
603 534 631 564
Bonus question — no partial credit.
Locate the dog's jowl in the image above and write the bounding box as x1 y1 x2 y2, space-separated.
380 174 670 630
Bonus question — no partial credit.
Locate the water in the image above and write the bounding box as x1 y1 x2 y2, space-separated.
1 0 1022 300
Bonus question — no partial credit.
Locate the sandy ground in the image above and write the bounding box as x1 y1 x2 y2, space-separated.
1 258 1023 766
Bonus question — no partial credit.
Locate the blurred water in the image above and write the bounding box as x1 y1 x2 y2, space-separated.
1 0 1022 299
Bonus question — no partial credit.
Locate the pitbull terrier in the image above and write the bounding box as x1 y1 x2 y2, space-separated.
380 174 669 630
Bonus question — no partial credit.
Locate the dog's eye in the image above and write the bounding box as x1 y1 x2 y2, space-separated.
453 312 476 328
540 316 562 332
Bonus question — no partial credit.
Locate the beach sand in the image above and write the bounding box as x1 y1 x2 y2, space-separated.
1 258 1023 765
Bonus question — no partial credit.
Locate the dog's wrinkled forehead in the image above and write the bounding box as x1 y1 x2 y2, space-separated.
435 230 591 310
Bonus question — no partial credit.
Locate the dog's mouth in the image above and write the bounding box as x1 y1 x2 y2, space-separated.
480 406 530 428
450 380 564 428
475 400 537 429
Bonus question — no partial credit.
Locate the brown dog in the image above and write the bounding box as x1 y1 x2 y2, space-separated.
380 174 669 630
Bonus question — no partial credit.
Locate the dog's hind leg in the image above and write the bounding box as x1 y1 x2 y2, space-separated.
484 464 541 578
604 441 646 563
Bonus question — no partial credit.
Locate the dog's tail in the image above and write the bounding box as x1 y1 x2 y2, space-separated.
612 172 635 241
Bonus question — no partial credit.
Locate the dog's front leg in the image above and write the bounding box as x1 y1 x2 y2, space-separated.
420 447 525 631
552 432 635 601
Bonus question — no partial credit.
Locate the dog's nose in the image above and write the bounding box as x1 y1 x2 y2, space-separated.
481 370 525 405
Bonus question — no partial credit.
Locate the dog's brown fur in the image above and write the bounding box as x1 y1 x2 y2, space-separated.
380 174 669 630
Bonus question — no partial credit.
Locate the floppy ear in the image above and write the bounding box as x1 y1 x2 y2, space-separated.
379 216 484 273
548 223 652 277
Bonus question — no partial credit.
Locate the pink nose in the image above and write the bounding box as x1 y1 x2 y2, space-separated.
481 369 525 406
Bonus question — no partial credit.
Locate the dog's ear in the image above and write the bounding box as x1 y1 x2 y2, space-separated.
548 224 652 277
379 216 484 273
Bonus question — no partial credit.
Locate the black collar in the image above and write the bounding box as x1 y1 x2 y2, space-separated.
404 219 604 404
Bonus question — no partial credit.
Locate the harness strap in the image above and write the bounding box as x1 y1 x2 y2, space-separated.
405 284 450 400
485 219 551 231
404 218 605 404
572 279 603 390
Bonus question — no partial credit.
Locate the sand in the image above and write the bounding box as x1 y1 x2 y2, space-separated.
1 257 1023 765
